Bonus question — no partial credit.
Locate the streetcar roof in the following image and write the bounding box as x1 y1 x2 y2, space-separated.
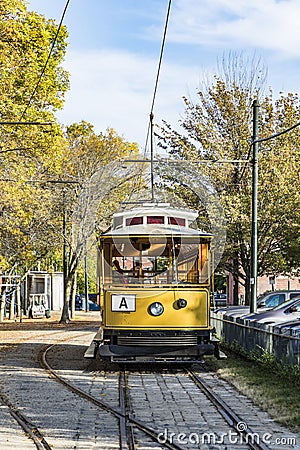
101 203 212 239
112 203 198 224
101 225 212 239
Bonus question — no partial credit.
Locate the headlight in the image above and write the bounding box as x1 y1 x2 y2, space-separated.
177 298 187 309
148 302 164 316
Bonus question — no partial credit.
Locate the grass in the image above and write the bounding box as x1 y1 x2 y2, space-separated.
206 348 300 431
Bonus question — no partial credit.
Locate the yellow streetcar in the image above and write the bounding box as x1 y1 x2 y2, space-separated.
86 203 220 362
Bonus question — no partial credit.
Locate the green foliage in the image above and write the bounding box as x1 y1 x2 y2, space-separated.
209 344 300 430
0 0 69 275
0 1 69 274
221 340 300 384
0 2 147 323
58 121 142 320
158 54 300 302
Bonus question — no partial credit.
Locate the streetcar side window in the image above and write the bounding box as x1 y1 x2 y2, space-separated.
168 217 186 227
126 216 143 226
147 216 164 224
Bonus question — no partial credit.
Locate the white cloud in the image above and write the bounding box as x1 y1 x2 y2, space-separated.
163 0 300 57
56 49 206 149
52 0 300 150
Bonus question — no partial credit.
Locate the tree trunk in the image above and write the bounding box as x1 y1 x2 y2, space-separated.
232 254 239 305
244 276 251 306
60 265 79 323
60 277 71 323
0 290 5 322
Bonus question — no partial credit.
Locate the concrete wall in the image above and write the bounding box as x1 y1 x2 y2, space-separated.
51 273 63 310
211 311 300 366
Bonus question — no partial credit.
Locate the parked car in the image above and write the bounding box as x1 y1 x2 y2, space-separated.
70 294 100 311
68 294 85 311
87 300 100 311
214 290 300 314
256 290 300 309
213 293 227 307
274 319 300 335
243 296 300 324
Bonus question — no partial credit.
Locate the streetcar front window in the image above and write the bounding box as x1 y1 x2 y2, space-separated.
100 236 210 287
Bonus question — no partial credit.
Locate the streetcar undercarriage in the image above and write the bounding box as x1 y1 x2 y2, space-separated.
85 328 222 362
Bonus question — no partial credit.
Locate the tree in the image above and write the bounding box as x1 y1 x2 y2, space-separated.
57 122 143 323
157 53 300 304
0 0 69 319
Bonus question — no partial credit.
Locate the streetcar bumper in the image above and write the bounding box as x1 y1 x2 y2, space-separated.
99 342 215 362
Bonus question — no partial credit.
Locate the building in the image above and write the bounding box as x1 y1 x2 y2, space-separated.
25 271 63 311
227 273 300 305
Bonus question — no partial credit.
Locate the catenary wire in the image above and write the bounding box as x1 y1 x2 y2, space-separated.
19 0 71 122
143 0 172 155
253 120 300 145
125 0 172 206
239 116 300 181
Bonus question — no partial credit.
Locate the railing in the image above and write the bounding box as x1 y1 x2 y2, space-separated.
211 310 300 365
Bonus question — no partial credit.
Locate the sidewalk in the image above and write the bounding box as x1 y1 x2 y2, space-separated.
0 310 100 344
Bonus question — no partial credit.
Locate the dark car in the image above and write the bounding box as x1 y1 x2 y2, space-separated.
256 290 300 309
275 319 300 335
69 294 85 311
71 294 100 311
87 300 100 311
243 296 300 324
213 293 227 307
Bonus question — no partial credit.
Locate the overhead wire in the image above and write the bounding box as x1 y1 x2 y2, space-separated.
143 0 172 155
19 0 71 122
253 120 300 145
239 116 300 182
126 0 172 206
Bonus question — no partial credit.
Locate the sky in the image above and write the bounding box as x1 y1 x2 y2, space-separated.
27 0 300 150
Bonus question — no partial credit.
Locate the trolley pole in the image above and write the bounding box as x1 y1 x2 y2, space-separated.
250 100 259 313
150 112 155 202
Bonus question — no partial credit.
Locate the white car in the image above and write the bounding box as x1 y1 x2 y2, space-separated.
243 297 300 325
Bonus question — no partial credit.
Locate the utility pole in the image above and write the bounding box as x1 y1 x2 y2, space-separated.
84 253 89 312
61 188 69 322
250 99 259 313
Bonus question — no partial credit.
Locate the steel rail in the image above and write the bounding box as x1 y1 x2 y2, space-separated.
0 392 51 450
187 369 271 450
119 369 135 449
41 343 186 450
0 329 96 450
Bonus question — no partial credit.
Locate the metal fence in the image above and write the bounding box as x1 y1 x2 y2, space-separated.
211 311 300 365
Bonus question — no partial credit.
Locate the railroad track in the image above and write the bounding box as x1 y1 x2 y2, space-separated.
0 390 51 450
41 344 186 450
187 369 271 450
41 338 278 450
1 328 296 449
0 326 98 450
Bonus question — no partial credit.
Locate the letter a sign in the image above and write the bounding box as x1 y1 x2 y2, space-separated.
111 294 136 312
